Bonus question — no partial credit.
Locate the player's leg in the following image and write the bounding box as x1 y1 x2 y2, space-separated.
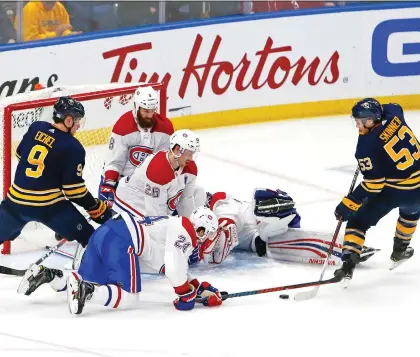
0 201 29 245
335 191 397 280
267 228 344 266
17 220 106 296
390 202 420 268
68 217 141 315
41 200 96 247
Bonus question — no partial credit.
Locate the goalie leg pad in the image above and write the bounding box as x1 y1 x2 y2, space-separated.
267 228 343 265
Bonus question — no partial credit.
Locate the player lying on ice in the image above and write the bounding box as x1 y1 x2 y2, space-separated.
191 188 379 266
17 207 224 314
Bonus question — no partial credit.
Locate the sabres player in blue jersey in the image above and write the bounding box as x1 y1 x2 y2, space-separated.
0 96 112 249
334 98 420 283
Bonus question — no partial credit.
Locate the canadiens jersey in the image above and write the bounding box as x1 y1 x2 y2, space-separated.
113 150 199 217
102 111 174 185
209 192 259 250
119 212 197 294
7 121 93 207
353 103 420 201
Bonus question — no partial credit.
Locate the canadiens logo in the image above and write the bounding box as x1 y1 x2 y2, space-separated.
167 190 184 211
129 146 153 167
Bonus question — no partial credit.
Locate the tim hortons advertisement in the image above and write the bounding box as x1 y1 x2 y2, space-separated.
0 6 419 117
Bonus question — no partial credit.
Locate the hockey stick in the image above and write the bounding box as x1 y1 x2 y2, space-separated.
0 238 67 277
196 275 341 304
294 167 360 301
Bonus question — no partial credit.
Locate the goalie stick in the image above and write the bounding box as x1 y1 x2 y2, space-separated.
294 167 360 301
0 238 67 277
196 275 341 304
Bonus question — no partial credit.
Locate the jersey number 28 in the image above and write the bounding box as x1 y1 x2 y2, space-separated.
385 126 420 170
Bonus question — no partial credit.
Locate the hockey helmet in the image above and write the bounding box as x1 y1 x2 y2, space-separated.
53 96 85 123
190 206 218 243
351 98 383 123
133 85 159 112
170 129 200 158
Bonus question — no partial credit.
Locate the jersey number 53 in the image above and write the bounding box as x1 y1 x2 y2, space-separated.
384 126 420 170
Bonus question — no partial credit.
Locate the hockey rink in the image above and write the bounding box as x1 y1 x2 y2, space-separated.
2 112 420 357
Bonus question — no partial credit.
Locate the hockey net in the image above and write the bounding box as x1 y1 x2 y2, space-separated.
0 82 167 254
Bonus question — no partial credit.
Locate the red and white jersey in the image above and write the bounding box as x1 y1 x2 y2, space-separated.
114 150 199 217
209 192 259 251
119 212 198 294
102 111 174 184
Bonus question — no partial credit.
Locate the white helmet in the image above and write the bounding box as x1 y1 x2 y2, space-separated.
133 85 159 113
190 206 218 243
170 129 200 157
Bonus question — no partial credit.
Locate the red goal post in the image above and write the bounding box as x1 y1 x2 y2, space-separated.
0 82 167 254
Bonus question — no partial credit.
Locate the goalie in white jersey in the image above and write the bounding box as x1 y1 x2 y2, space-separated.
99 85 174 204
113 129 206 218
18 207 223 314
198 189 379 266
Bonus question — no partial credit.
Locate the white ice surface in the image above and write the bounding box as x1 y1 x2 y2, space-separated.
2 112 420 357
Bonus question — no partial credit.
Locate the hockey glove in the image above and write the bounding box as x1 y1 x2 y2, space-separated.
188 245 201 265
99 183 116 207
256 197 295 216
192 279 223 307
87 199 113 225
173 283 197 311
334 195 362 222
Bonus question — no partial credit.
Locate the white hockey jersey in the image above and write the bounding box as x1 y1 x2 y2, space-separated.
205 192 345 266
120 212 198 294
102 111 174 185
202 192 259 263
114 150 200 217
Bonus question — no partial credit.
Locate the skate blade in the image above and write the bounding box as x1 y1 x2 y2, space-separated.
67 275 81 315
389 259 409 271
341 277 351 290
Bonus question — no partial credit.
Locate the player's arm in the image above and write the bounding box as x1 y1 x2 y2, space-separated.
166 217 222 310
102 133 129 187
61 147 111 224
335 152 385 221
175 162 199 216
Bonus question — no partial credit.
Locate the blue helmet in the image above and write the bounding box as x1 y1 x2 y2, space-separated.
53 96 85 123
351 98 382 123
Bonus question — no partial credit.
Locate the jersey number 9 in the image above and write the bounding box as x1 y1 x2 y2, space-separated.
384 126 420 170
25 145 48 178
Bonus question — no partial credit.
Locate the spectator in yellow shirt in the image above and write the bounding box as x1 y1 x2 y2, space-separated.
17 1 81 42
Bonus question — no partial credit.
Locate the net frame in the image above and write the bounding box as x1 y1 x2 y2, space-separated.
1 83 166 254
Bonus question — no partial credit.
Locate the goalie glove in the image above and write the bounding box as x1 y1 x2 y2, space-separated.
255 197 295 215
87 199 112 225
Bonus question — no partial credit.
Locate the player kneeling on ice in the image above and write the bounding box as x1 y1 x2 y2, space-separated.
194 189 379 266
18 207 223 314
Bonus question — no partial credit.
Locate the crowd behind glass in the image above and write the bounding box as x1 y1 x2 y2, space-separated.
0 1 404 44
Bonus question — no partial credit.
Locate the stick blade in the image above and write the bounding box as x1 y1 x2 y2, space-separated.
293 286 320 301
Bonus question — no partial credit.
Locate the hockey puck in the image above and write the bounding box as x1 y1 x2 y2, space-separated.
279 294 289 299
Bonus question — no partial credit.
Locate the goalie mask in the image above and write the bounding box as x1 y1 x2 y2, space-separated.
190 207 218 243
